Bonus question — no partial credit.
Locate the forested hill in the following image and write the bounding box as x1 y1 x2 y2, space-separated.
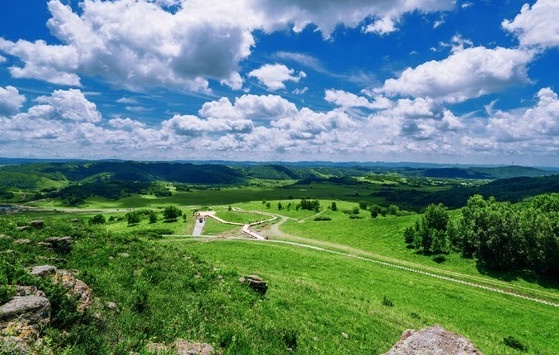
0 159 553 186
379 174 559 210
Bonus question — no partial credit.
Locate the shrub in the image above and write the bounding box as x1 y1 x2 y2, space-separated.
382 296 394 307
89 214 106 225
314 216 332 221
504 336 528 351
163 205 182 221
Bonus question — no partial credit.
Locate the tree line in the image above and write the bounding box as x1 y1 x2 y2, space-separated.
405 193 559 279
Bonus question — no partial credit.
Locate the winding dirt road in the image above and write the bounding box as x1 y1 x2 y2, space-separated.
191 210 559 309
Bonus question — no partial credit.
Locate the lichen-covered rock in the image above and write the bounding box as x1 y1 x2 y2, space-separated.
174 339 214 355
0 295 51 342
0 336 30 354
384 325 482 355
52 270 93 313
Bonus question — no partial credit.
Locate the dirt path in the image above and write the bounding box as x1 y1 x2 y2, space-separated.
187 211 559 309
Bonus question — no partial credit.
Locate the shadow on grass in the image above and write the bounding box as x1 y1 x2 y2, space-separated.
476 263 559 291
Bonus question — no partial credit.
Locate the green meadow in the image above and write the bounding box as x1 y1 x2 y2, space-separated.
2 166 559 354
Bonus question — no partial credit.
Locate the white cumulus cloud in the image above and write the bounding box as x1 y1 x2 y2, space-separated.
502 0 559 49
380 46 534 103
248 64 306 91
0 0 455 92
0 86 26 116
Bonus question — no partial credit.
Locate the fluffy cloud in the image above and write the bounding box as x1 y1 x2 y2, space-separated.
0 86 26 116
199 94 298 121
163 114 253 137
35 89 102 122
363 16 397 35
325 89 391 110
0 0 455 92
254 0 454 37
502 0 559 49
488 87 559 142
248 64 306 91
380 46 533 103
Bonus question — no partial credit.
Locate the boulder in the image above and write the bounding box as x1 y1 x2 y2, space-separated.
0 296 51 328
384 325 482 355
239 274 268 296
16 226 31 232
52 269 93 313
29 265 57 277
14 286 45 298
13 238 31 244
0 295 51 342
175 339 215 355
146 339 215 354
0 336 30 354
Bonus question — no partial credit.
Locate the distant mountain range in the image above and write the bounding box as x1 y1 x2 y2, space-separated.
0 159 556 186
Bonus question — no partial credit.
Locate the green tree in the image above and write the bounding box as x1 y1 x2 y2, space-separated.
331 202 338 211
89 214 106 225
163 206 182 221
126 211 141 225
370 204 382 218
148 210 157 224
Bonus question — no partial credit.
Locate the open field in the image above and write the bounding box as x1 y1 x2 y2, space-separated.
3 167 559 353
176 238 559 354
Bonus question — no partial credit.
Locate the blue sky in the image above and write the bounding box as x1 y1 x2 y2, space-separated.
1 0 558 166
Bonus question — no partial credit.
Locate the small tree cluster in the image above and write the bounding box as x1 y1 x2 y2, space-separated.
404 203 450 256
299 199 320 212
404 193 559 278
163 205 182 221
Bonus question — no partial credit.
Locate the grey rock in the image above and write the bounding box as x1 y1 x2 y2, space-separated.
13 239 31 244
384 325 482 355
0 336 30 354
29 265 57 277
0 295 51 327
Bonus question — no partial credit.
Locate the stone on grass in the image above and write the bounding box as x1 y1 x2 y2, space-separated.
146 339 215 354
239 274 268 296
384 325 482 355
29 265 57 277
0 295 51 342
13 238 31 244
52 270 93 313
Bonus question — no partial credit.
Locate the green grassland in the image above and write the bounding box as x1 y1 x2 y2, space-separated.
182 239 559 354
3 161 559 354
3 213 557 354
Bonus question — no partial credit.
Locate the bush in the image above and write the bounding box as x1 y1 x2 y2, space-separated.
382 296 394 307
314 216 332 221
89 214 106 225
504 336 528 351
163 205 182 221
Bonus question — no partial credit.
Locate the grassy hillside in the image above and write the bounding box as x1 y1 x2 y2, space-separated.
2 213 558 354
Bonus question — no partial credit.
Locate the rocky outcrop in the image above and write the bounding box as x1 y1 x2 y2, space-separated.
29 265 57 277
239 274 268 296
384 325 482 355
0 295 51 343
146 339 215 354
52 269 93 313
